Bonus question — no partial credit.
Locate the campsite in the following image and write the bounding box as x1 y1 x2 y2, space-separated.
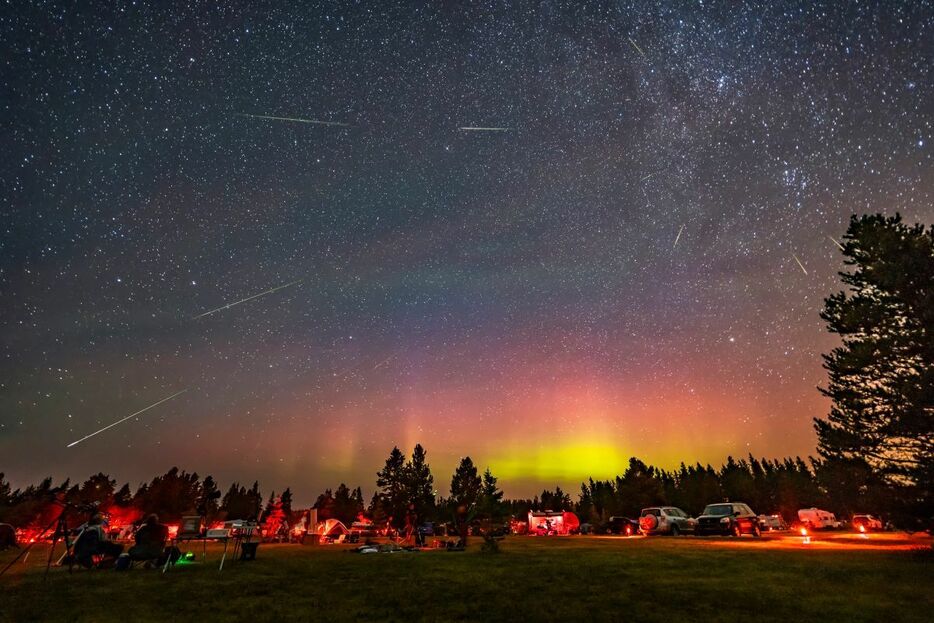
2 533 931 623
3 2 934 621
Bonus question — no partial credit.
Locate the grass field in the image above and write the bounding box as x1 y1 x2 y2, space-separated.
2 534 932 622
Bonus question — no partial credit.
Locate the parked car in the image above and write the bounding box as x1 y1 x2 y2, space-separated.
603 516 640 536
851 514 883 532
757 514 788 531
695 502 761 536
797 508 843 529
639 507 696 535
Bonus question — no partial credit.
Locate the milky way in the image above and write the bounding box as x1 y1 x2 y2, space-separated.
1 2 932 501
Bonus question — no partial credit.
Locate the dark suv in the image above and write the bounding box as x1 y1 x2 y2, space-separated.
603 516 640 536
695 502 761 536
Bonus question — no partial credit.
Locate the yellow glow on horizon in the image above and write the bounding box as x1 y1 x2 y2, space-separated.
489 440 630 482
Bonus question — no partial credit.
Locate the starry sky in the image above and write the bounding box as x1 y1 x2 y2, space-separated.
1 1 932 503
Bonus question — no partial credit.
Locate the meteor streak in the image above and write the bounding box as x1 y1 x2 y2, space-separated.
459 126 510 132
792 254 809 275
673 224 685 249
628 37 647 58
67 389 188 448
193 279 303 319
829 236 845 251
235 113 350 127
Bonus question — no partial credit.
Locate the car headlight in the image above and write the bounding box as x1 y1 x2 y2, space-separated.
720 517 731 523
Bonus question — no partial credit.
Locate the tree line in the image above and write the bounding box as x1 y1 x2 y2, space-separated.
0 466 300 530
0 447 909 532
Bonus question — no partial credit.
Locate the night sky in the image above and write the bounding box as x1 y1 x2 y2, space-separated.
2 2 932 503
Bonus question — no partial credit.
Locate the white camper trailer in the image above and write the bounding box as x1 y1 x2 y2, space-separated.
797 508 842 529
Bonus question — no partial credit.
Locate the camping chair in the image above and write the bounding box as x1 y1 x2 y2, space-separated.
232 523 260 563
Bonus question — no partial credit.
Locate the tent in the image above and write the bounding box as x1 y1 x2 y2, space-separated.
314 519 350 538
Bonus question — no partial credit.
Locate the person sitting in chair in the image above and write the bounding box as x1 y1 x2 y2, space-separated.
128 514 168 566
0 523 17 550
74 514 123 568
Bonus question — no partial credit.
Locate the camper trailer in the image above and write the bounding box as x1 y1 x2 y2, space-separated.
797 508 843 529
527 511 580 535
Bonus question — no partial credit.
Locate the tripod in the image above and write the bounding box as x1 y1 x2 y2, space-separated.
0 501 80 580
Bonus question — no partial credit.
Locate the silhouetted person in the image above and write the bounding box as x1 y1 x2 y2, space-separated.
74 514 123 568
404 504 418 545
0 523 16 550
455 504 469 548
129 514 169 566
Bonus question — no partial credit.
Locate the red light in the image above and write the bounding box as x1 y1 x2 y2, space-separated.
858 525 866 533
799 527 808 536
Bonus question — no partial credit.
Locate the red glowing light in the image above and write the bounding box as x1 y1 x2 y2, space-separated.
799 527 808 536
858 525 866 533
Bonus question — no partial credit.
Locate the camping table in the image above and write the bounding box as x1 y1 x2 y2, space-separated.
162 533 231 573
162 524 261 573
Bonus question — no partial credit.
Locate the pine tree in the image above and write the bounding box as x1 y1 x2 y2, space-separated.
133 467 202 521
576 481 594 522
376 446 408 527
314 488 336 521
0 473 11 507
406 444 436 520
262 491 276 522
333 484 364 524
247 481 263 519
477 468 505 551
449 456 482 509
113 483 133 507
351 487 364 513
816 214 933 519
198 475 221 519
280 487 293 518
478 468 504 517
262 494 286 539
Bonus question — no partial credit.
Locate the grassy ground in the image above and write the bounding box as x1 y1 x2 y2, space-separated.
1 534 932 622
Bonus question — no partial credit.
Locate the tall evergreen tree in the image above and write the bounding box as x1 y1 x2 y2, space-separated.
113 483 133 507
280 487 293 518
538 487 572 511
314 488 336 521
262 491 277 522
332 484 364 524
198 475 221 519
0 473 11 508
406 444 436 520
478 468 504 518
247 481 263 518
133 467 201 521
816 214 933 518
450 456 482 510
376 446 408 527
614 458 665 515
